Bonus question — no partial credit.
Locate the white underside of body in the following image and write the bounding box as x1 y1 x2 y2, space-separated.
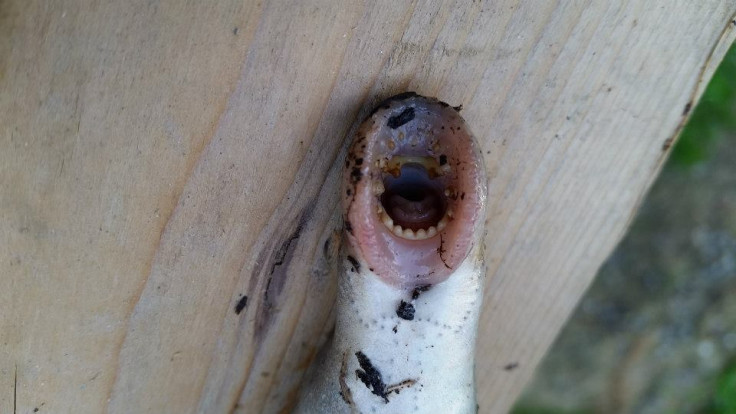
295 245 484 414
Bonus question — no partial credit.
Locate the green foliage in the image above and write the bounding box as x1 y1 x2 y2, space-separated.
716 364 736 413
700 361 736 414
672 43 736 166
714 363 736 413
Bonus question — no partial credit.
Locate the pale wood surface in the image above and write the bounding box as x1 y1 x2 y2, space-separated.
1 1 735 413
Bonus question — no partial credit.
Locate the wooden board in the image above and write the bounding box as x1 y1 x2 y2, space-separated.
1 1 734 413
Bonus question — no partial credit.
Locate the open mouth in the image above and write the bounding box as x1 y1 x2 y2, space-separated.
376 157 451 240
343 93 486 286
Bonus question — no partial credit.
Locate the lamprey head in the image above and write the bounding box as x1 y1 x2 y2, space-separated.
343 93 486 287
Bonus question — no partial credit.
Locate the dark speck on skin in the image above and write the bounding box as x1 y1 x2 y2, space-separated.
396 301 415 320
347 255 360 272
350 167 362 183
411 285 432 300
387 107 416 129
355 351 390 403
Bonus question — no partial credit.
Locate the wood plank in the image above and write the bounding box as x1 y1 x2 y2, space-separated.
1 1 734 413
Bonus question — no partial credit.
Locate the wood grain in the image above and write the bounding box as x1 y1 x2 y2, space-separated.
1 1 734 413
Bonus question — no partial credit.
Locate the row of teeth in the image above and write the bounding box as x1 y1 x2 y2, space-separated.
373 154 453 240
377 207 453 240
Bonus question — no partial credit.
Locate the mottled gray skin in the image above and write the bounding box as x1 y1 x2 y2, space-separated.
294 242 484 414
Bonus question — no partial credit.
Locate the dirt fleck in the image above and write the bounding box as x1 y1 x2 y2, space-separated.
387 107 416 129
350 167 362 183
355 351 390 403
234 295 248 315
662 137 675 151
386 378 417 395
347 255 360 272
504 362 519 371
396 300 415 320
411 285 432 300
682 101 693 116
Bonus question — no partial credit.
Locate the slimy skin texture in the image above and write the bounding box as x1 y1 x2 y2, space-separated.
295 94 487 414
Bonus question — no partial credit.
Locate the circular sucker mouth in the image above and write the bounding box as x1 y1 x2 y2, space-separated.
342 92 486 287
376 161 452 240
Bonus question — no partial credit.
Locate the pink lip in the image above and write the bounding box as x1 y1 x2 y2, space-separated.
343 93 486 288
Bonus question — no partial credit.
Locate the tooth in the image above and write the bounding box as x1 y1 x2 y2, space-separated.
447 209 454 218
393 225 403 237
437 218 447 231
381 213 394 228
427 226 437 237
403 228 416 239
416 229 427 239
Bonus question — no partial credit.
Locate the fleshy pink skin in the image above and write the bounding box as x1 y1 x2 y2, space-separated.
295 93 487 414
343 93 486 287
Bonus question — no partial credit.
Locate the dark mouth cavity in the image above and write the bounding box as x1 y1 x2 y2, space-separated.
380 163 448 232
